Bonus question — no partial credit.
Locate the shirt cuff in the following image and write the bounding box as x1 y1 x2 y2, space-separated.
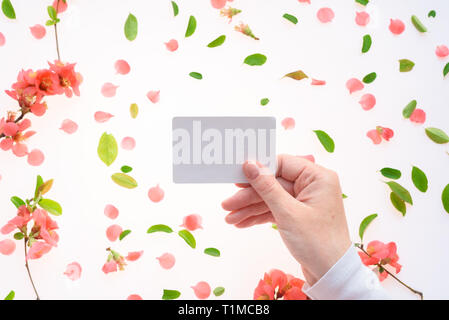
302 245 390 300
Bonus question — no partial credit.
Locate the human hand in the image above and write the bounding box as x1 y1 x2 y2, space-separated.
221 154 351 285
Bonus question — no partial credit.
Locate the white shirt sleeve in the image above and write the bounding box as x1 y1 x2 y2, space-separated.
302 245 390 300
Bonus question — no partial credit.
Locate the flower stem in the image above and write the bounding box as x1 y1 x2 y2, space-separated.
357 244 423 300
54 1 61 61
24 238 40 300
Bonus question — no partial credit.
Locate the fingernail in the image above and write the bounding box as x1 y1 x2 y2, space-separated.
243 161 260 180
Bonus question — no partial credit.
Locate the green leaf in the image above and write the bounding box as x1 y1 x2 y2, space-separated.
399 59 415 72
121 165 133 173
411 15 427 32
204 247 220 257
46 20 55 26
313 130 335 153
185 15 197 37
243 53 267 66
283 13 298 24
362 72 377 84
97 132 118 166
358 213 377 241
10 196 25 209
35 175 44 198
147 224 173 234
342 193 348 199
272 223 278 230
283 70 308 81
111 173 138 189
178 229 196 249
13 232 24 240
380 167 402 180
2 0 15 19
207 35 226 48
124 13 138 41
4 290 15 300
428 10 436 18
411 166 428 193
444 63 449 77
162 289 180 300
362 34 372 53
119 230 131 241
38 198 63 216
442 184 449 214
189 72 203 80
402 100 417 118
390 192 406 216
425 127 449 144
171 1 179 17
385 181 413 205
355 0 369 5
213 287 225 297
47 5 57 20
260 98 270 106
130 103 138 119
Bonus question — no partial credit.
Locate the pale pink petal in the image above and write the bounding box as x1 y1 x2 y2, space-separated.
359 93 376 111
0 239 16 255
146 90 160 103
367 130 381 145
156 253 176 269
101 83 119 98
102 261 117 274
106 224 122 242
121 137 136 150
191 281 211 300
317 8 334 23
298 0 311 3
211 0 226 9
148 185 164 203
3 122 19 136
126 251 143 262
355 11 370 26
165 39 179 52
409 109 426 124
13 143 28 157
127 294 143 300
0 138 13 151
18 119 31 132
30 24 46 39
180 214 203 231
346 78 364 94
311 78 326 86
59 119 78 134
435 45 449 58
281 117 295 130
27 241 51 259
53 0 67 13
104 204 119 219
94 111 114 123
64 262 82 281
114 60 131 75
389 19 405 35
0 32 5 46
27 149 44 166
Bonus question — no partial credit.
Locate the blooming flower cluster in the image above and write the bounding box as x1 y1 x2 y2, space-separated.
358 240 402 281
253 269 308 300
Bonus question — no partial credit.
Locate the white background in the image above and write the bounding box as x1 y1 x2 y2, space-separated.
0 0 448 300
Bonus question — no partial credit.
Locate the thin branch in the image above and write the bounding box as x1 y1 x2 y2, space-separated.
54 0 61 61
24 238 40 300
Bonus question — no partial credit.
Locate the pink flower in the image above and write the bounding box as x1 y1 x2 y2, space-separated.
104 204 119 219
94 111 114 123
27 241 52 260
254 269 307 300
211 0 226 9
366 126 394 144
64 262 82 281
31 209 59 247
311 78 326 86
281 117 295 130
358 241 402 281
102 261 118 274
1 205 32 235
359 93 376 110
0 32 5 46
235 23 259 40
35 69 63 96
121 137 136 150
126 251 143 262
59 119 78 134
0 117 36 157
49 60 82 97
27 149 45 166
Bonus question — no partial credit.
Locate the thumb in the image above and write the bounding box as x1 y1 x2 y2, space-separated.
243 161 298 216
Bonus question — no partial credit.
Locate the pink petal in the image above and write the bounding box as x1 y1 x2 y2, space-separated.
389 19 405 35
27 149 44 166
127 294 143 300
101 83 119 98
106 224 122 242
359 93 376 110
126 251 143 261
60 119 78 134
191 281 211 300
317 7 334 23
311 78 326 86
281 117 295 130
30 24 46 39
409 108 426 124
346 78 364 94
64 262 82 281
114 59 131 75
18 119 31 132
104 204 119 219
102 261 117 274
181 214 203 231
94 111 114 123
53 0 68 13
156 253 176 270
211 0 226 9
146 90 160 103
165 39 179 52
27 241 51 259
435 45 449 58
148 185 164 203
298 0 311 3
367 130 381 144
355 11 370 26
121 137 136 150
3 122 19 136
13 143 28 157
0 239 16 255
0 138 13 151
0 32 5 46
380 127 394 141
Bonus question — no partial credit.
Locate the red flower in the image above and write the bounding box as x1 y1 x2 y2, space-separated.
358 240 402 281
48 60 82 97
253 269 308 300
0 117 36 156
35 69 63 96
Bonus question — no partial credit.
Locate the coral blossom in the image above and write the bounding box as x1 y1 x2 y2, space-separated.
254 269 307 300
358 241 402 281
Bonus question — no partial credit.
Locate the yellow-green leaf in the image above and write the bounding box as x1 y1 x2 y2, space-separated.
185 15 196 37
207 35 226 48
171 1 179 17
111 173 138 189
178 229 196 249
4 290 15 300
313 130 335 153
358 213 377 241
130 103 138 119
147 224 173 234
425 127 449 144
442 184 449 214
243 53 267 66
380 167 401 180
399 59 415 72
390 192 406 216
39 179 54 195
213 287 225 297
283 13 298 24
119 230 131 241
162 289 180 300
402 100 417 118
283 70 308 81
124 13 138 41
411 15 427 33
98 132 118 166
2 0 15 19
362 34 372 53
385 181 413 205
38 198 63 216
204 247 220 257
